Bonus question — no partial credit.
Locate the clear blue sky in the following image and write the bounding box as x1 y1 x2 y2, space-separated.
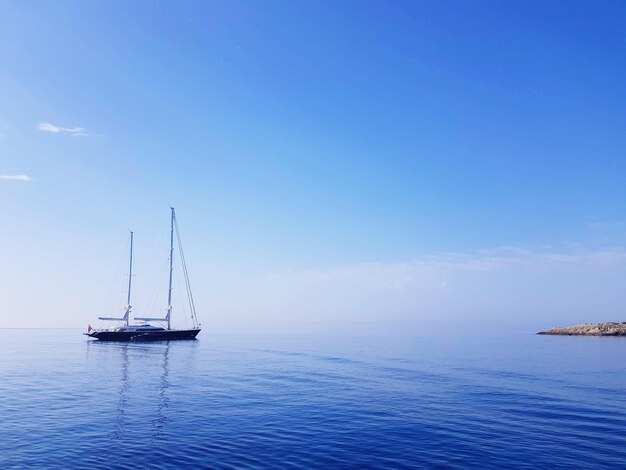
1 1 625 331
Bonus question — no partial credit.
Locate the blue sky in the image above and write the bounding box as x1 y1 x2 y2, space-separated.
1 1 625 331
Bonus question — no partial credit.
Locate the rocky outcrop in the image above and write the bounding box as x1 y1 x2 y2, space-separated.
538 322 626 336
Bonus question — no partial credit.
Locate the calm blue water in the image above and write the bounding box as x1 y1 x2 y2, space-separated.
1 329 626 468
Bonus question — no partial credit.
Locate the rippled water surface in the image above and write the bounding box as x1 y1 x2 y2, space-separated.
2 329 626 468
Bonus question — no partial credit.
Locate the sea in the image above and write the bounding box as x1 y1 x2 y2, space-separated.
1 329 626 469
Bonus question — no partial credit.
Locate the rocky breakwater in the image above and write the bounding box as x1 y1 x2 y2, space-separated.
538 322 626 336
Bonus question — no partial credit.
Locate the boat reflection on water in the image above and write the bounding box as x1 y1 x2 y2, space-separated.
86 341 181 442
152 342 169 443
112 344 130 440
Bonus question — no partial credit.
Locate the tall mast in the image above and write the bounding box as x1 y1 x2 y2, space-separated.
125 231 133 326
166 207 174 330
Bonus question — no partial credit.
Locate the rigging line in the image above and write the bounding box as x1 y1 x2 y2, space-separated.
175 219 195 328
179 220 199 329
104 235 131 318
142 263 167 317
174 215 199 329
139 228 167 315
175 259 190 330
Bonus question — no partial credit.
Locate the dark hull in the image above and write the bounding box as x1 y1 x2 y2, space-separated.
87 328 201 342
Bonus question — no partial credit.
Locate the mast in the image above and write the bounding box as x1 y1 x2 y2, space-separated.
125 231 133 326
166 207 174 330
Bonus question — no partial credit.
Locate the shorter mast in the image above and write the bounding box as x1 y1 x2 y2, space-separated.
166 207 175 330
124 231 134 326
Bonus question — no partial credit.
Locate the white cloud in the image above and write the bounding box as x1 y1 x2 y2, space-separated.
0 174 32 181
37 122 87 136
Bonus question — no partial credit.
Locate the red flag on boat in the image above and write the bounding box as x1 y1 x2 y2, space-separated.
88 324 93 333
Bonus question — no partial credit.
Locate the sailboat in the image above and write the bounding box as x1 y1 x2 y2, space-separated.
86 208 201 341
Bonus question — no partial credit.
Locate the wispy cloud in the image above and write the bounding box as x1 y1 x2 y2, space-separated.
37 122 87 136
224 244 626 330
0 174 32 181
0 122 8 139
267 246 626 286
587 221 626 231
